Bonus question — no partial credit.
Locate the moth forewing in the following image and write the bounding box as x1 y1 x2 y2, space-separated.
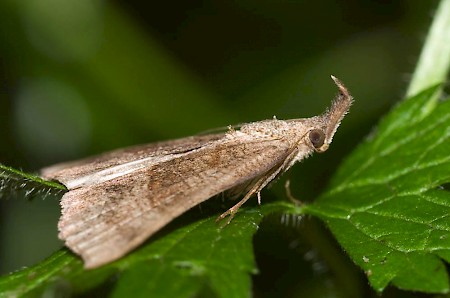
42 76 353 269
57 137 293 268
41 134 225 189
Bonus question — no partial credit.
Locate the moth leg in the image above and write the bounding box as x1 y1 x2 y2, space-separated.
216 189 256 225
217 158 290 225
284 180 303 205
216 178 266 225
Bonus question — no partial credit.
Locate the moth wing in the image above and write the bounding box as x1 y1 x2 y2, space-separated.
57 137 292 268
41 134 225 186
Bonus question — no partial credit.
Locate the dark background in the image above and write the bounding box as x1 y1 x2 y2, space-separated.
0 0 439 296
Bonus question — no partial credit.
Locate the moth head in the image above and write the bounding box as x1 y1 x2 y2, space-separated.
307 128 328 153
305 76 352 153
316 76 353 152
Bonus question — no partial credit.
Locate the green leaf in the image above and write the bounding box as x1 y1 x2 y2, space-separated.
0 164 66 200
306 85 450 293
0 202 302 297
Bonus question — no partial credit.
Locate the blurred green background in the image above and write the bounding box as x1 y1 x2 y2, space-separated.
0 0 439 296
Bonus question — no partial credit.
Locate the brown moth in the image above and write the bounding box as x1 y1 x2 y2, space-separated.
41 76 353 269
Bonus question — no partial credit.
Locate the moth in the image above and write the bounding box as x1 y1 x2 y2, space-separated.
41 76 353 269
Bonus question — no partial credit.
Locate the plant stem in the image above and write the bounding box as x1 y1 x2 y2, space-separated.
407 0 450 97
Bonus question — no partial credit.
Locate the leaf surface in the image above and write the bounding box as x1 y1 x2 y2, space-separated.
0 202 300 297
307 85 450 293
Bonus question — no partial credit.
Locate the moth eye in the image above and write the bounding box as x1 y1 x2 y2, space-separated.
309 129 325 148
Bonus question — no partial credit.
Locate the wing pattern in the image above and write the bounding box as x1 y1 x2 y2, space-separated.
56 137 291 268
